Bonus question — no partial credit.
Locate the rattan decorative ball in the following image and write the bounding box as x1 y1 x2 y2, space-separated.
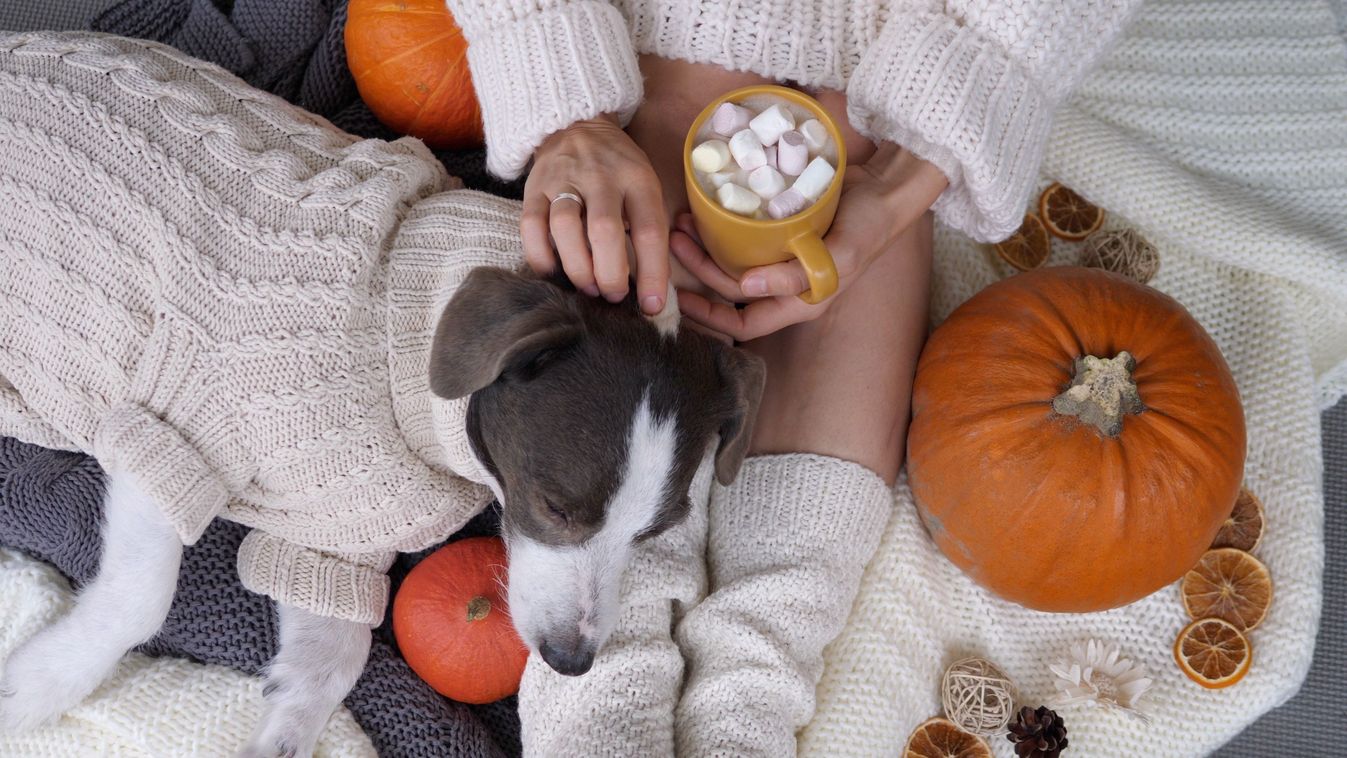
941 657 1017 736
1079 227 1160 283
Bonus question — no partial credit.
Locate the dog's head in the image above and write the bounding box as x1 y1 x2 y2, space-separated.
429 268 764 676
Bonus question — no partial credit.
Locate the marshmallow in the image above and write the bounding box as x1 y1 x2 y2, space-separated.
748 165 787 200
800 119 829 154
728 129 767 171
711 102 753 136
776 130 809 176
766 188 809 219
748 104 796 146
706 170 736 188
691 140 732 173
717 182 761 215
764 144 777 169
792 156 836 201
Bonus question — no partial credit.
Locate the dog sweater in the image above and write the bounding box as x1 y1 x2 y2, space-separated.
446 0 1144 243
0 32 521 625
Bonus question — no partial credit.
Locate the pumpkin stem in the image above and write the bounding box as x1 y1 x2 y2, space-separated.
1052 351 1144 437
466 596 491 622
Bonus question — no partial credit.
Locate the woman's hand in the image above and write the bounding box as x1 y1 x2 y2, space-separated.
522 113 670 315
674 143 948 341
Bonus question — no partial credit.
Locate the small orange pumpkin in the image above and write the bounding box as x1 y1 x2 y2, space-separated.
908 267 1246 612
345 0 484 149
393 536 527 703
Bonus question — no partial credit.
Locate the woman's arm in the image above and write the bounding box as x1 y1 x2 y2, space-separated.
846 0 1146 243
447 1 670 313
445 0 643 180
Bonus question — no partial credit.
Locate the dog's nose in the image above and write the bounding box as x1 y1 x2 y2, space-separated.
538 638 595 676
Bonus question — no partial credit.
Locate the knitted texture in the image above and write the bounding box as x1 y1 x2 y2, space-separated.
0 32 526 624
675 454 893 756
803 1 1347 754
445 0 1141 241
0 547 376 756
0 436 522 757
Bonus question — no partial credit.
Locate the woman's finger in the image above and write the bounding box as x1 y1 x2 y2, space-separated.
739 259 811 298
674 213 703 245
669 230 745 303
549 195 597 296
677 290 820 342
624 180 670 314
583 187 630 302
520 185 556 275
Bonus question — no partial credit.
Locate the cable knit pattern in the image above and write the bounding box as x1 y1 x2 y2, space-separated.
447 1 644 179
0 32 524 625
446 0 1140 240
675 455 892 756
0 547 376 756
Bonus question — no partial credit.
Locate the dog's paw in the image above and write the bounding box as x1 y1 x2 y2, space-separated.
236 680 328 758
0 633 110 732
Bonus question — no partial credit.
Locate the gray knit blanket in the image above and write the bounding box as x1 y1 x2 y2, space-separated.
0 0 524 755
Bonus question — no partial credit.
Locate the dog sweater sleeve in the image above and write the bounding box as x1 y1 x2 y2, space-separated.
674 453 893 755
235 531 395 626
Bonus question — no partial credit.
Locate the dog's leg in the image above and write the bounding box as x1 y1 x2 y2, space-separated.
0 469 182 731
238 603 371 758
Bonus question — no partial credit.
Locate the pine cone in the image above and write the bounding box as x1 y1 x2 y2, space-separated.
1007 705 1069 758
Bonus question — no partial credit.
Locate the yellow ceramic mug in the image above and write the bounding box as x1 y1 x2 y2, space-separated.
683 85 846 304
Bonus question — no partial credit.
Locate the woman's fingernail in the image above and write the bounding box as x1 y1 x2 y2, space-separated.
642 295 664 314
582 285 600 297
742 276 767 297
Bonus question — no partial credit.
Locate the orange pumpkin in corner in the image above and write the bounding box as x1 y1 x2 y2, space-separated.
907 267 1246 612
345 0 484 149
394 536 527 704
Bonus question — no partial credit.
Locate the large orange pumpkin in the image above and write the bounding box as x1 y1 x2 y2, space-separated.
393 536 527 703
907 267 1246 612
345 0 484 149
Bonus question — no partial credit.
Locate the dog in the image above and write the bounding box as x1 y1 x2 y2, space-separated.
0 32 764 756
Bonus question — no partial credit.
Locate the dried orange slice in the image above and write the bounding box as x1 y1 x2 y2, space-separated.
1174 617 1252 689
1039 183 1105 240
993 213 1051 271
904 717 992 758
1212 487 1265 552
1182 548 1273 631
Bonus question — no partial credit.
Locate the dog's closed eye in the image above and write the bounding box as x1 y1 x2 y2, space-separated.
544 499 569 526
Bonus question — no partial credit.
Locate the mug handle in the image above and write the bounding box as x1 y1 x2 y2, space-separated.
786 231 839 304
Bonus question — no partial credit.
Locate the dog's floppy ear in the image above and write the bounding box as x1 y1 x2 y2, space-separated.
711 343 766 485
430 268 583 399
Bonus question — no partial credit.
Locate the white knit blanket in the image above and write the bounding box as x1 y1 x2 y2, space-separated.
805 1 1347 755
0 549 376 757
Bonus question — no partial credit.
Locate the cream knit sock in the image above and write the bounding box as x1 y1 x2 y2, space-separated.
675 454 893 756
517 457 713 756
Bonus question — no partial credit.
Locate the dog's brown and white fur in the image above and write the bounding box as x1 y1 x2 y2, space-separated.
0 268 763 757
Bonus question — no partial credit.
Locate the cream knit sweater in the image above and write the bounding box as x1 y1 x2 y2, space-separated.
446 0 1144 242
0 32 526 626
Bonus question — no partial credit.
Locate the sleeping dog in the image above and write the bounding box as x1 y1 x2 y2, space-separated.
0 32 763 756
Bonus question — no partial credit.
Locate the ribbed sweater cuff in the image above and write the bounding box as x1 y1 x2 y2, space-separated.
708 453 893 569
237 532 392 625
846 13 1055 243
465 2 643 180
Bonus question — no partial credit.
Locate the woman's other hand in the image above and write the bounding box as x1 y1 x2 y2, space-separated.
674 143 947 341
522 113 670 315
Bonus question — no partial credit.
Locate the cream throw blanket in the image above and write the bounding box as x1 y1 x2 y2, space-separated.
804 1 1347 755
0 548 375 756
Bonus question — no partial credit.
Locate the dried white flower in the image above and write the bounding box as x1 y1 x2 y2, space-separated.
1049 640 1153 722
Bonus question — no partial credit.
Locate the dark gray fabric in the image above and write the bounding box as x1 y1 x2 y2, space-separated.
1217 398 1347 756
0 437 521 758
0 0 121 32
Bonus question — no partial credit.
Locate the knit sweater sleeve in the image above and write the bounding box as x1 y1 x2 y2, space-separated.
445 0 643 180
845 0 1143 242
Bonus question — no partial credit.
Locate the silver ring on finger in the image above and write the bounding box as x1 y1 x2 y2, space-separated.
550 191 584 211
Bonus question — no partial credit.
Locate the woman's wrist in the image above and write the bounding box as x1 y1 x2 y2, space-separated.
868 143 949 204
